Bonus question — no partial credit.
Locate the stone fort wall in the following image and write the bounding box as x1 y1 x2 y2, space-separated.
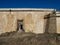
0 8 59 34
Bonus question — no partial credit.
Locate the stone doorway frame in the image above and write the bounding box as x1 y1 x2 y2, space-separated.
16 19 24 32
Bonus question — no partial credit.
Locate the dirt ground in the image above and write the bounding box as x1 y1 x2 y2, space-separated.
0 31 60 45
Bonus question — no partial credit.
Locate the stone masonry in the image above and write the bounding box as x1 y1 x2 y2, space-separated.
0 8 59 34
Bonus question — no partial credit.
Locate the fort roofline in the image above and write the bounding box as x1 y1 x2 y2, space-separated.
0 8 55 12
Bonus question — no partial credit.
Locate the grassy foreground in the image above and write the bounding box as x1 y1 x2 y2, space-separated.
0 31 60 45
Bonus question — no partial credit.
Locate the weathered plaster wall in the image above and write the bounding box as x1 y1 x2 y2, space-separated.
47 13 56 33
56 11 60 33
0 8 54 34
0 12 9 34
10 12 53 34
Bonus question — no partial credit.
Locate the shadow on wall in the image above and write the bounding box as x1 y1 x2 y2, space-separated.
44 11 57 34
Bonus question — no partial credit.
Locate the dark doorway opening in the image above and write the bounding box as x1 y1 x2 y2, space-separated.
17 20 24 32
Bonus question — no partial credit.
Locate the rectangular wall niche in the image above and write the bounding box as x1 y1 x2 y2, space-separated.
17 20 24 32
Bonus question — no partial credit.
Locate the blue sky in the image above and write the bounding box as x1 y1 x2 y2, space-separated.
0 0 60 10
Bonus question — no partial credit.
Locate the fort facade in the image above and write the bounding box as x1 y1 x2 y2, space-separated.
0 8 59 34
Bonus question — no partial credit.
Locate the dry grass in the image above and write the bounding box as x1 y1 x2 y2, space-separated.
0 31 59 45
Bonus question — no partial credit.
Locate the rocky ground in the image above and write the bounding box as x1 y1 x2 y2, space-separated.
0 31 60 45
